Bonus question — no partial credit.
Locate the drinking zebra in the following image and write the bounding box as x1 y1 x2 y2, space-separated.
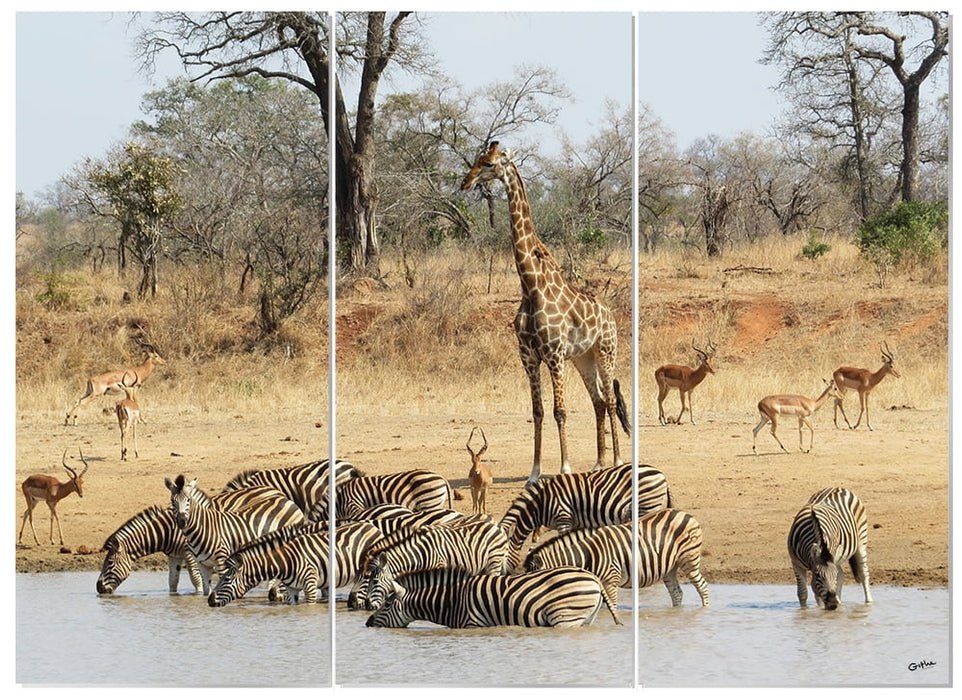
348 518 509 610
166 474 307 589
207 520 382 606
222 459 361 515
365 566 620 628
97 483 300 595
96 505 202 595
310 469 453 521
499 463 672 572
787 487 872 610
523 508 710 608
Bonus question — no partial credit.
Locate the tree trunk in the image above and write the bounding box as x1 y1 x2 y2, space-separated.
900 82 921 202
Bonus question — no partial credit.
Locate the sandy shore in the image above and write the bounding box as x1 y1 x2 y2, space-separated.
14 401 948 590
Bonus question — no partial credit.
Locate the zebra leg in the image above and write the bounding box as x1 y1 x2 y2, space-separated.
791 560 809 606
677 559 710 607
662 571 684 607
851 547 873 604
302 569 319 604
185 553 204 593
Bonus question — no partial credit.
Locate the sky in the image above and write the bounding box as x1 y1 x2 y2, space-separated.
12 10 786 201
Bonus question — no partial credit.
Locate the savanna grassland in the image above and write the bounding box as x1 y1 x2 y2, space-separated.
13 233 949 590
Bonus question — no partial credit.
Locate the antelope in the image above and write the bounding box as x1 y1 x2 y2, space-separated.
65 344 166 425
655 340 717 425
833 342 901 431
18 449 90 545
116 372 144 460
466 427 492 515
752 380 843 455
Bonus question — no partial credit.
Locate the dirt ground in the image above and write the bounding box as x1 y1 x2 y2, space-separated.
13 397 948 590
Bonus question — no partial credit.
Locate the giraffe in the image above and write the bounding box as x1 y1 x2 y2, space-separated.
460 142 629 483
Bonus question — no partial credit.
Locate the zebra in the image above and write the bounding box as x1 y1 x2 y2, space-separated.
310 469 453 521
348 518 509 610
207 520 382 606
166 474 307 590
499 463 672 572
97 484 296 595
364 566 620 629
788 487 872 610
342 505 479 537
523 508 710 609
222 459 361 514
96 505 203 595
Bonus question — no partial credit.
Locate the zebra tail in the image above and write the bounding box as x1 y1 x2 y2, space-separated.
601 584 622 626
614 379 630 435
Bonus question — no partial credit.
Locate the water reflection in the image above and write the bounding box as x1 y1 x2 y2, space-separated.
16 573 949 687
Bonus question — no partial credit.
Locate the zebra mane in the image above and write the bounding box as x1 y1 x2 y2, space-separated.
499 481 544 536
394 566 475 589
225 523 314 568
102 504 168 550
222 468 261 492
808 506 835 565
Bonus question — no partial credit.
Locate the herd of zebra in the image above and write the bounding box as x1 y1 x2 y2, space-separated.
95 457 872 628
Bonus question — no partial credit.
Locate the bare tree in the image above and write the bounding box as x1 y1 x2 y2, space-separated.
764 11 948 207
138 11 421 274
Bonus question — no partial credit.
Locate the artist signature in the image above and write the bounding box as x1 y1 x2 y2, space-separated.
908 660 936 672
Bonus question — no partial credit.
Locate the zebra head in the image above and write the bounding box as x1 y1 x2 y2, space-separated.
165 475 198 529
207 556 251 608
362 552 398 611
810 550 841 610
364 579 411 628
96 543 130 594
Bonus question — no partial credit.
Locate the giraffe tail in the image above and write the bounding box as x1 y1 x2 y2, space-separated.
613 379 630 435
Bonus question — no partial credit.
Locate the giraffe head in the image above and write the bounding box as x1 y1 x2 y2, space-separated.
460 141 513 191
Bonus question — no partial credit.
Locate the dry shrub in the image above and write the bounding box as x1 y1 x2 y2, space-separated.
15 232 947 423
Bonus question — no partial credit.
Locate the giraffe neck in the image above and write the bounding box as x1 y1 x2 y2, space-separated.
501 162 549 284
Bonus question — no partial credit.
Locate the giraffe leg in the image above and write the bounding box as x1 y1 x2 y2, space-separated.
547 358 570 475
573 354 608 471
523 359 545 484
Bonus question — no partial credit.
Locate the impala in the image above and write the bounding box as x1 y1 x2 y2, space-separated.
752 380 843 454
466 427 493 515
655 340 717 425
833 342 901 431
116 374 144 460
18 449 90 545
65 345 166 425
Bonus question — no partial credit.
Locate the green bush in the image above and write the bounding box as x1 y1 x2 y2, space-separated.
801 233 831 262
855 201 948 286
35 273 77 310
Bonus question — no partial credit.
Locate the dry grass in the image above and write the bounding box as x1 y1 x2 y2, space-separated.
15 233 947 429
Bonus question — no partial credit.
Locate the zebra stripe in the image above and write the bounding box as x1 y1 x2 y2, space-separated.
166 475 307 588
499 463 672 572
348 518 509 610
787 487 872 610
96 486 288 595
222 459 360 514
524 508 709 608
342 506 475 536
96 505 202 595
364 566 620 629
310 469 452 521
208 520 382 606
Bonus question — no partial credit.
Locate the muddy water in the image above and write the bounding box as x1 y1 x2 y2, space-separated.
16 572 949 687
